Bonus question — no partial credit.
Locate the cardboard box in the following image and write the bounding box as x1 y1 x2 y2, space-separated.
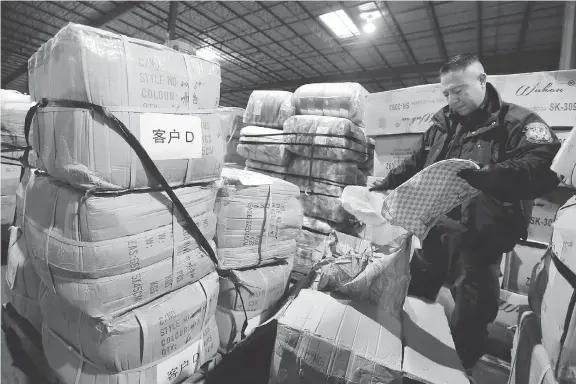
503 244 546 295
270 290 468 384
372 134 421 178
509 311 557 384
541 197 576 384
41 272 219 372
527 188 574 244
366 70 576 135
43 315 220 384
31 108 225 190
30 23 221 110
552 126 576 190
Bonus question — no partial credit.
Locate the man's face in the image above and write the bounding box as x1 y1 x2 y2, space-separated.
440 67 486 116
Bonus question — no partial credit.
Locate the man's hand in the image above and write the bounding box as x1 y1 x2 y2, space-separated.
457 165 515 200
369 178 391 192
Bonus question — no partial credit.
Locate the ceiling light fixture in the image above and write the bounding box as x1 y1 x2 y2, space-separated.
319 10 360 39
363 22 376 34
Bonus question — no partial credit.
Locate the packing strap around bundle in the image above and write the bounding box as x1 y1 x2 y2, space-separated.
23 99 219 267
549 250 576 378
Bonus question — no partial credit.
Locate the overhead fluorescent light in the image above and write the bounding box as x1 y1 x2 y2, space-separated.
363 22 376 34
360 11 382 22
357 2 377 12
319 10 360 39
195 47 219 61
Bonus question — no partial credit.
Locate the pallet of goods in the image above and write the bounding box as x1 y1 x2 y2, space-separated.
3 22 229 384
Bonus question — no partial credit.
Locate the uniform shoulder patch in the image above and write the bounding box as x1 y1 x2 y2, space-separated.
524 122 553 144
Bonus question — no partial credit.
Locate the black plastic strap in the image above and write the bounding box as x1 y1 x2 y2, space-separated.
25 99 218 267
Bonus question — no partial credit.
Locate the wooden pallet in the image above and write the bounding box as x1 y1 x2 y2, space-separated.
1 303 61 384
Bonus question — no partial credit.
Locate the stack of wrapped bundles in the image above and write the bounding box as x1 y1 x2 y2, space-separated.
238 91 295 175
283 82 371 274
19 22 226 383
213 168 303 352
1 90 34 239
218 107 246 165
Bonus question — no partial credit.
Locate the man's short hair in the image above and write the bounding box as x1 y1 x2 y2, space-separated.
439 54 481 76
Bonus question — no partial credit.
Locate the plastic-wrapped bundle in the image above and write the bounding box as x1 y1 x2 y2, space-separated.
294 228 327 275
243 91 295 128
300 194 352 224
40 272 219 372
245 160 288 180
219 107 246 138
237 126 292 166
5 226 44 333
30 106 224 191
29 23 221 110
1 90 35 150
315 232 412 316
293 83 369 127
214 168 303 270
215 260 292 352
43 316 220 384
283 116 369 162
287 157 366 186
22 172 217 317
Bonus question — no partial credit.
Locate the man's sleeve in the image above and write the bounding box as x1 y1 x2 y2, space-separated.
487 114 561 201
380 128 432 190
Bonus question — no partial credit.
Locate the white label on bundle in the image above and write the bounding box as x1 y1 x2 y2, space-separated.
157 340 203 384
237 172 273 185
140 113 202 160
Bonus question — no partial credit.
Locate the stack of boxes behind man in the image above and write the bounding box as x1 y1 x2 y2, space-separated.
283 83 373 277
15 23 228 384
212 167 303 353
510 125 576 384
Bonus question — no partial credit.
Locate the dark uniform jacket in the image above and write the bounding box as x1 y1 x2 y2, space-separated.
381 83 561 259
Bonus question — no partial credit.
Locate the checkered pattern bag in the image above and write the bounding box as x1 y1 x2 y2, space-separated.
381 159 481 239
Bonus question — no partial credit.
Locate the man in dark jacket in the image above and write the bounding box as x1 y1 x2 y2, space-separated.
370 54 561 371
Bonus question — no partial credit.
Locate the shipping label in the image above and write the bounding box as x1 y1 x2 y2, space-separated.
140 113 202 160
242 201 286 247
156 340 203 384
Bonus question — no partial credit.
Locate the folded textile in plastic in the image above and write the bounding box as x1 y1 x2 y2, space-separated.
293 82 369 127
286 176 346 198
215 260 292 352
287 157 366 185
245 159 288 178
283 115 369 162
29 23 221 110
1 90 34 150
238 126 291 165
40 272 219 372
43 315 220 384
382 159 481 239
243 91 295 128
295 228 327 275
315 231 412 317
214 168 303 270
30 106 224 190
5 226 43 333
300 193 351 224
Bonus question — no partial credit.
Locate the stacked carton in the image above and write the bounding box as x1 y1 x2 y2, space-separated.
239 91 295 177
516 127 576 384
17 23 227 384
213 168 303 353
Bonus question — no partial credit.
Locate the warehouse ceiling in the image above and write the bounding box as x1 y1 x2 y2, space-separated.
1 1 567 108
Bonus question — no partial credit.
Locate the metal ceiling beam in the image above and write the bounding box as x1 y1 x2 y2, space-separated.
257 1 344 74
221 49 559 94
2 2 142 87
517 2 534 53
477 2 483 58
167 1 179 40
425 1 449 62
